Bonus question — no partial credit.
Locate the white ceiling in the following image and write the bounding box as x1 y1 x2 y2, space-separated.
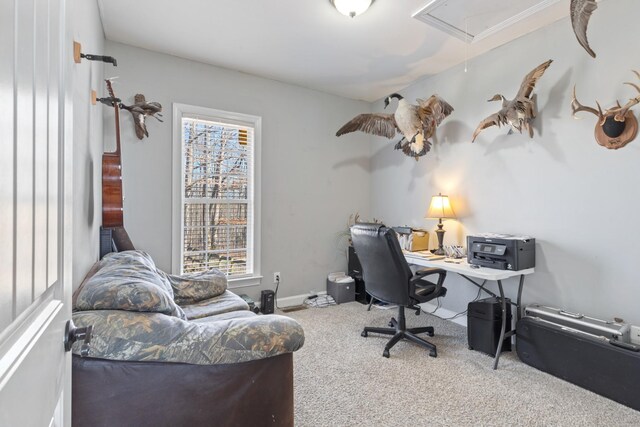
97 0 570 102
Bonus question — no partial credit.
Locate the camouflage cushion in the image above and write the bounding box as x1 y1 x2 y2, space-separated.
75 251 186 319
71 310 305 365
95 251 174 295
159 269 228 305
180 290 250 320
192 310 257 323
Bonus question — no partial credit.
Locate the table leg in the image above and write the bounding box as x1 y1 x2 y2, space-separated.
493 279 507 370
459 275 494 298
367 296 375 311
516 275 525 321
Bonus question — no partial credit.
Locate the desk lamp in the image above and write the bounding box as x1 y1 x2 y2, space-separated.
426 193 456 255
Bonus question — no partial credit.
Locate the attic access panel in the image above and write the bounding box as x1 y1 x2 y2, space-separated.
412 0 561 43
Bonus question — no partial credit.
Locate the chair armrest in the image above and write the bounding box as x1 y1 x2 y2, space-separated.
412 267 446 278
410 268 447 295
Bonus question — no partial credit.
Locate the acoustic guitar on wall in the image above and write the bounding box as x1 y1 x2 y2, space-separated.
100 79 134 253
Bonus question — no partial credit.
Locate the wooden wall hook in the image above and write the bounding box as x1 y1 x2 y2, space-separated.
72 40 118 66
73 41 82 64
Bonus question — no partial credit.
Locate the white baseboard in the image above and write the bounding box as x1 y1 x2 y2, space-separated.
419 302 468 328
276 291 327 308
272 292 468 327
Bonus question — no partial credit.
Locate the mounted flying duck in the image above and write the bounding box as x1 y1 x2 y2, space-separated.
472 59 553 143
336 93 454 160
120 94 163 140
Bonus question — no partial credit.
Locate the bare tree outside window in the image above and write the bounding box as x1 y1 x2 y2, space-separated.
182 117 253 277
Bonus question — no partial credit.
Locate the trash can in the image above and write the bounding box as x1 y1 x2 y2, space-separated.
326 272 355 304
467 297 512 356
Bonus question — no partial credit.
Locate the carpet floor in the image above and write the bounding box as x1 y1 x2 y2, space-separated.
282 302 640 426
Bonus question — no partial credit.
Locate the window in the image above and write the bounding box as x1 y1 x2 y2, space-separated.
172 104 261 285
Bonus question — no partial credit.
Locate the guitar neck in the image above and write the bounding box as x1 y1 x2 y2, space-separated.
113 104 122 156
105 79 122 157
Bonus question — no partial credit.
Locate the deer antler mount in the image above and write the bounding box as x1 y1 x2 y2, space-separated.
572 70 640 149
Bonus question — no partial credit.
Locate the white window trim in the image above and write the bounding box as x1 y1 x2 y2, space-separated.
172 103 262 287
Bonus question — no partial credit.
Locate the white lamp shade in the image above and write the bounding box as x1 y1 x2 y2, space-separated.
426 194 456 219
331 0 373 17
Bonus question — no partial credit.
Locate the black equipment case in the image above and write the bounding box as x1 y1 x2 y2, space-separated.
516 316 640 411
524 304 631 342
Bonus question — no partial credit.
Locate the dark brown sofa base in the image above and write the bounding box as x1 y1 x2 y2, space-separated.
72 353 294 427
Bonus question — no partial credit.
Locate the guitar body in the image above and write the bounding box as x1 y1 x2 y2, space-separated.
102 152 123 228
100 79 133 251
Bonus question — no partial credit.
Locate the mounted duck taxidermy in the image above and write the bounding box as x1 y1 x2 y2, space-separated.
120 94 163 139
472 59 553 143
336 94 454 160
571 70 640 150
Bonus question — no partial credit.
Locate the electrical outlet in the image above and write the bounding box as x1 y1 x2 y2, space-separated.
631 325 640 345
273 272 281 284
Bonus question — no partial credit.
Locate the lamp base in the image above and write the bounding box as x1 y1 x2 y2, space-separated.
434 224 446 255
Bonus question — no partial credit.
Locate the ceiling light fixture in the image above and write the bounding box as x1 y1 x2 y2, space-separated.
330 0 374 18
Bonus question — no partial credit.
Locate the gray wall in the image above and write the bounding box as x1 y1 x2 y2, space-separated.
370 0 640 324
72 0 104 289
103 41 372 301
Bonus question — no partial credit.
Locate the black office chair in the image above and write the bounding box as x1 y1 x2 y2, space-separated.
351 223 447 358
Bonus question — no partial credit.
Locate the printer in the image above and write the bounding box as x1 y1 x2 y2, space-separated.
467 234 535 271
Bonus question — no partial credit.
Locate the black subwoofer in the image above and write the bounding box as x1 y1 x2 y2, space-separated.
260 290 275 314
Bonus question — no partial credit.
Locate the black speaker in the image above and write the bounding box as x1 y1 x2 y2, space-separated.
467 297 512 356
348 246 363 278
260 290 275 314
349 246 371 304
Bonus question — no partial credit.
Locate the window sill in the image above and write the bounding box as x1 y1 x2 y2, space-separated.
228 275 263 289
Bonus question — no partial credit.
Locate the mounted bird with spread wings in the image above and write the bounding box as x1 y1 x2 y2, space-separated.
570 0 598 58
336 93 454 160
472 59 553 143
120 94 163 139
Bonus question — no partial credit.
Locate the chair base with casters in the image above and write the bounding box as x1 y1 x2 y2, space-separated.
362 305 439 358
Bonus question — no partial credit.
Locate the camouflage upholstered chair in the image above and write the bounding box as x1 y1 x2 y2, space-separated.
71 250 304 427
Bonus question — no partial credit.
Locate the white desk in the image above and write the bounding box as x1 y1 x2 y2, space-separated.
404 252 535 369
